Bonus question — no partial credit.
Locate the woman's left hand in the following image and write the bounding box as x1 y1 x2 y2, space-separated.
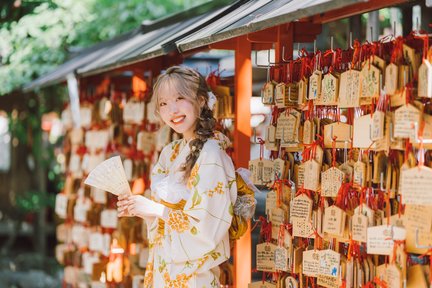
117 194 167 219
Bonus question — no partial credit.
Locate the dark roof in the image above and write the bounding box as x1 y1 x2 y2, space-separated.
76 4 232 77
176 0 362 52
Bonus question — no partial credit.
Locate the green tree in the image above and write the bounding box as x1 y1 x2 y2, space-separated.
0 0 208 96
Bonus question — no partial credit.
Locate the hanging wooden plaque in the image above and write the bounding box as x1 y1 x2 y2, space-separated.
321 167 344 197
316 73 339 106
308 70 322 100
417 60 432 98
338 69 361 108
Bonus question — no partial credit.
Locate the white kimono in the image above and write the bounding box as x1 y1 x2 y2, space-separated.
144 131 237 288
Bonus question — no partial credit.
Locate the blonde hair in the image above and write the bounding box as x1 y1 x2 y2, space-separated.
152 66 216 181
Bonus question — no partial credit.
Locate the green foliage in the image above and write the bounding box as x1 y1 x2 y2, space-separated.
0 0 209 95
15 190 56 213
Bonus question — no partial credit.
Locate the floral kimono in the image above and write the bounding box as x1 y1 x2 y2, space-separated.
144 131 237 288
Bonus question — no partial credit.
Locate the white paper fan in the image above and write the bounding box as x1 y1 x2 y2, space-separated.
84 156 131 196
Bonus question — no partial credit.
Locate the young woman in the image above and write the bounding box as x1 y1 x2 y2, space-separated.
117 66 237 288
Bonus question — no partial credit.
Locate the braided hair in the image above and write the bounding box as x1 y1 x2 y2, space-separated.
153 66 216 181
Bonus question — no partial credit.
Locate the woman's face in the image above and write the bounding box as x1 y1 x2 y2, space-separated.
158 82 198 141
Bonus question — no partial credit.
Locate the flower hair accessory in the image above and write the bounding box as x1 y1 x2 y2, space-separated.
207 91 217 111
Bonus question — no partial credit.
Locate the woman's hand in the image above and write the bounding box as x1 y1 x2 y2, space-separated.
117 194 167 219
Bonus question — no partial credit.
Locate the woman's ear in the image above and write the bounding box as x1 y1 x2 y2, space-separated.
198 95 206 108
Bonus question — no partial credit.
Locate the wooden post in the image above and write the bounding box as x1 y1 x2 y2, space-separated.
234 35 252 288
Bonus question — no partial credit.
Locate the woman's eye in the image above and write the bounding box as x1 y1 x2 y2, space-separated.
176 97 185 101
159 102 166 107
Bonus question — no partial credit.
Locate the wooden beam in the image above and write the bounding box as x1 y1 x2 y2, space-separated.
303 0 410 24
293 22 322 36
234 35 252 288
251 42 273 51
209 38 236 50
246 26 278 43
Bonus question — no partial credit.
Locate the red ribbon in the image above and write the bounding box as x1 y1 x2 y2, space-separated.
373 276 388 288
259 216 272 243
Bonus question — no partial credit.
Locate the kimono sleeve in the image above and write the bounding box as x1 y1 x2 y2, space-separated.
166 143 236 263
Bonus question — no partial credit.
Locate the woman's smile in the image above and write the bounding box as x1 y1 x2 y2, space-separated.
171 115 186 124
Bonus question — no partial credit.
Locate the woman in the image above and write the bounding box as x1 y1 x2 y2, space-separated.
117 66 237 287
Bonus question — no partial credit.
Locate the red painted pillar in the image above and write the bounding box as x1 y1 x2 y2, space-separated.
234 35 252 288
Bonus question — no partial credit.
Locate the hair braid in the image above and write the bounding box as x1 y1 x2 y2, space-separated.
182 105 216 182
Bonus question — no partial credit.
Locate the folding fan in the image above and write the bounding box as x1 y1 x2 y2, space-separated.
84 156 131 195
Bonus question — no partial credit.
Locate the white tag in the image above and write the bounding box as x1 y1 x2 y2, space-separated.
61 107 73 129
89 232 104 252
71 224 89 249
137 131 156 153
100 209 118 229
91 187 107 204
366 225 406 255
85 130 110 152
73 197 91 223
123 101 145 124
82 252 100 275
102 233 111 257
55 193 68 219
55 244 68 264
80 106 93 128
69 153 82 174
353 115 375 149
70 128 84 145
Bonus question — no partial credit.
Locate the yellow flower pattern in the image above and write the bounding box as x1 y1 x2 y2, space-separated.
207 181 225 197
163 272 192 288
170 141 181 162
143 262 153 287
187 164 199 189
167 210 190 233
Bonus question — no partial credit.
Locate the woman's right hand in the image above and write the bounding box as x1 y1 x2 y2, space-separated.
117 193 133 217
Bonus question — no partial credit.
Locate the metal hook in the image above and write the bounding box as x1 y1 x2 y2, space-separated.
349 32 353 49
281 127 299 145
281 46 291 62
266 126 276 144
252 127 260 144
287 86 296 103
